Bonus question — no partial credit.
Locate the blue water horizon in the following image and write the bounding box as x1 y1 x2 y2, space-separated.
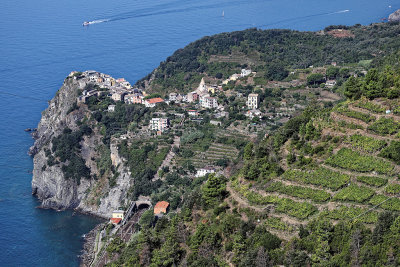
0 0 397 266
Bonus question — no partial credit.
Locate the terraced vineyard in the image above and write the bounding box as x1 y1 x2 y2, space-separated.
174 129 248 168
229 98 400 238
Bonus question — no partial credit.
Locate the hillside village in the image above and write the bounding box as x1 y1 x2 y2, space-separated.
71 60 359 139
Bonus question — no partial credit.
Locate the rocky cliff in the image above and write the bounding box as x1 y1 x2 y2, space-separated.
30 75 132 218
389 9 400 22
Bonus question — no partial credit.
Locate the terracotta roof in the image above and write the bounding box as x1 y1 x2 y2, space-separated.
146 98 164 104
110 218 122 224
154 201 170 209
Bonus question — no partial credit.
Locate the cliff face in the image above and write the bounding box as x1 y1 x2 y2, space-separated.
30 76 132 218
389 9 400 22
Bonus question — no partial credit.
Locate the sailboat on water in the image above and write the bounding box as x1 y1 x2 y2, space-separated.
222 10 224 17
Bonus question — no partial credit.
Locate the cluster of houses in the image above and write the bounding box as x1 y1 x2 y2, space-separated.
73 69 258 112
72 69 297 133
72 70 168 108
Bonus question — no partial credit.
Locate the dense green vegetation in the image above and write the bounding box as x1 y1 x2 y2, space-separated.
320 205 378 224
139 23 400 93
335 105 376 123
384 183 400 195
49 126 93 183
232 179 317 219
368 117 400 135
265 217 294 232
265 181 331 202
326 148 394 175
347 134 387 153
337 120 364 130
379 141 400 164
344 66 400 100
369 195 400 211
354 99 385 113
333 184 375 203
356 175 388 187
282 168 350 191
118 139 170 199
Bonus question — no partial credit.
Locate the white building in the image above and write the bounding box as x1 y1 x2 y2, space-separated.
325 80 337 88
247 93 259 109
245 109 262 119
200 96 218 109
195 167 216 177
241 69 252 77
108 105 116 112
111 92 125 102
188 110 199 117
169 92 177 101
150 118 169 132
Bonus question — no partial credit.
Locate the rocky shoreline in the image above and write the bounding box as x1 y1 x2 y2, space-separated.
80 223 105 267
389 9 400 22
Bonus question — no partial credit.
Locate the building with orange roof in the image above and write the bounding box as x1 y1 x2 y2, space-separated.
154 201 170 215
144 97 164 108
110 210 124 225
110 218 122 225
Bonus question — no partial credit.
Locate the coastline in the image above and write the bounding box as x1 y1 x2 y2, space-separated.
80 223 106 267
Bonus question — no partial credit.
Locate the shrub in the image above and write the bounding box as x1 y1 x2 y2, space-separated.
348 134 387 153
336 106 375 123
384 183 400 195
320 206 378 223
333 184 375 203
368 117 400 135
369 195 400 211
379 141 400 164
354 100 385 113
356 176 387 187
265 181 331 202
337 120 364 130
326 148 394 175
282 167 350 191
231 179 317 219
265 217 294 232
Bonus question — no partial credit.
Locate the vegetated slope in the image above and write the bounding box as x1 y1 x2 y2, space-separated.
102 53 400 266
137 23 400 94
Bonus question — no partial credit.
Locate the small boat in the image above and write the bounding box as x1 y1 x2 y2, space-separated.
222 11 224 17
83 21 90 26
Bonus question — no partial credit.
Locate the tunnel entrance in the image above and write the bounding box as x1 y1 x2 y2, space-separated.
137 203 150 210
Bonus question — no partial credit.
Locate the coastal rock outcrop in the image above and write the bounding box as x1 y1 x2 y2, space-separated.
389 9 400 22
30 74 132 218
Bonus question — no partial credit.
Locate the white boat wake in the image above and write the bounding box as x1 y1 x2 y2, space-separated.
82 19 110 26
333 9 350 14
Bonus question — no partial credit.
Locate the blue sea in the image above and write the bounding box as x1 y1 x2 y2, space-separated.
0 0 396 266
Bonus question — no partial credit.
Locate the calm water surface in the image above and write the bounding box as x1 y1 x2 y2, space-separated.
0 0 396 266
